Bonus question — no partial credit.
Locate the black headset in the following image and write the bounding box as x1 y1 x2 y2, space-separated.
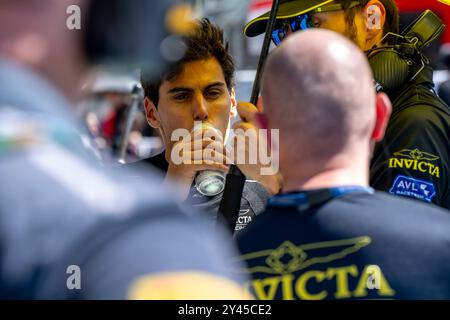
366 10 445 95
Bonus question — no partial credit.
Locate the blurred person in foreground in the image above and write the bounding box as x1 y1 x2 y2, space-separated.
132 19 273 234
0 0 248 299
235 29 450 300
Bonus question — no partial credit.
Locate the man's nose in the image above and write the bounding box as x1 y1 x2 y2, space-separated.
193 95 209 121
285 26 294 38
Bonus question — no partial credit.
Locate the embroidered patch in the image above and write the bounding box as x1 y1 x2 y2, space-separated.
389 175 436 202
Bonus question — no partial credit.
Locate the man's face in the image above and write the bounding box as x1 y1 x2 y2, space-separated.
310 9 367 50
281 2 376 51
149 57 236 152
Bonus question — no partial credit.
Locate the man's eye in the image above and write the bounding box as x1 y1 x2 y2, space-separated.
174 93 190 101
205 91 221 98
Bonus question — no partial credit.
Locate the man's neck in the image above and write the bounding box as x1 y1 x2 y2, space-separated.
282 167 369 193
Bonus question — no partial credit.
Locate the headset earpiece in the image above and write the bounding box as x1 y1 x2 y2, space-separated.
367 46 412 94
366 10 444 95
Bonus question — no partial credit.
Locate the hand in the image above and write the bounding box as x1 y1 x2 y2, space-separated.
166 128 230 200
232 100 282 195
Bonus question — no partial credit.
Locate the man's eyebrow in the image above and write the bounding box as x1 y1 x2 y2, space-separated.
204 82 226 90
167 87 193 95
167 82 226 94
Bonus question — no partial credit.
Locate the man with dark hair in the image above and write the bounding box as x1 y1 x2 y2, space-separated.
142 19 235 107
236 29 450 300
135 19 271 233
244 0 450 210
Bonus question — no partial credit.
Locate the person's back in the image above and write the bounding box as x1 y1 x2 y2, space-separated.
237 190 450 300
235 29 450 300
243 0 450 210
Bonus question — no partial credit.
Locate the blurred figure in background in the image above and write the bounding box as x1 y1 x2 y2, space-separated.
80 72 163 165
0 0 249 299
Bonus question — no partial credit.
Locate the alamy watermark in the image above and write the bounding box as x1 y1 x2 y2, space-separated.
66 265 81 290
366 265 381 290
66 5 81 30
367 5 382 31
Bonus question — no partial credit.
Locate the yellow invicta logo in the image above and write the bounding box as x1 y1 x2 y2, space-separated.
389 149 440 178
237 237 396 300
438 0 450 6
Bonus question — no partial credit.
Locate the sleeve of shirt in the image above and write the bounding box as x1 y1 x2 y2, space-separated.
370 104 450 209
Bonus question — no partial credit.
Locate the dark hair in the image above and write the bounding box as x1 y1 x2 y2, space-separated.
141 18 235 107
340 0 399 44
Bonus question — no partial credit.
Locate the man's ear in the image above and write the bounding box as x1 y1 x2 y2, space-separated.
256 96 264 113
230 88 237 118
371 92 392 142
364 0 386 40
255 112 269 131
144 97 161 129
